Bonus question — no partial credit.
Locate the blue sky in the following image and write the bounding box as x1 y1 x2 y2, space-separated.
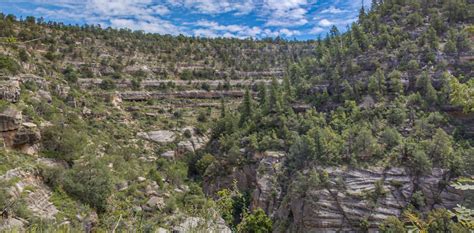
0 0 371 40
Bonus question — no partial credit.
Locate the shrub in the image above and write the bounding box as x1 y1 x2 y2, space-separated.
237 208 273 233
99 79 116 90
62 159 113 213
0 55 20 74
379 216 406 233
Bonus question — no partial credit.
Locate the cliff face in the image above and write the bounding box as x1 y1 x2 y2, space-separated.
275 167 462 232
203 152 464 232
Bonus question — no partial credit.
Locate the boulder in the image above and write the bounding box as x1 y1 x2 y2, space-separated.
173 217 231 233
146 196 165 210
0 218 26 231
176 127 209 154
0 80 20 103
12 124 41 147
161 150 175 159
155 227 169 233
37 90 52 103
138 130 175 144
0 107 22 132
53 84 70 99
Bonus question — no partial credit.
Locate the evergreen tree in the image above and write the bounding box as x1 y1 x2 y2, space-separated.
268 77 282 113
388 70 403 94
375 68 387 95
220 97 226 118
416 72 437 104
257 83 268 110
239 88 253 125
283 75 295 103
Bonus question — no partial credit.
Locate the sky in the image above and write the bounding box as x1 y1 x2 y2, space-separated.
0 0 372 40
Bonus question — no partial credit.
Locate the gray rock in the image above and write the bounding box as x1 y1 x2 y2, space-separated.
138 130 175 144
146 196 165 210
155 227 169 233
161 150 175 159
0 80 20 103
37 90 52 103
0 107 22 132
173 217 231 233
204 155 464 232
274 167 464 232
12 125 41 147
0 218 26 231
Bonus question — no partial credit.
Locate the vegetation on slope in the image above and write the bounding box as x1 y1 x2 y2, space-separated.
0 0 472 232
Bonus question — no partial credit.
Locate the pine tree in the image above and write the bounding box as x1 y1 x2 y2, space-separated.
416 72 437 104
283 75 295 102
342 80 355 100
239 88 253 125
375 68 387 95
220 97 226 118
388 70 403 94
368 75 380 97
268 77 282 113
257 83 268 111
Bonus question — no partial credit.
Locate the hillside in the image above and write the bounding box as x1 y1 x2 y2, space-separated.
0 0 473 232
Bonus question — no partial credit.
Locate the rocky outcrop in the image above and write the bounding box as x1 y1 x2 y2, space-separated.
10 123 41 154
139 127 210 156
203 153 464 232
0 80 20 103
137 130 175 144
173 216 231 233
19 74 49 90
0 107 22 132
0 168 58 220
275 167 463 232
176 127 209 154
121 90 248 101
203 163 257 196
0 108 40 154
251 151 285 216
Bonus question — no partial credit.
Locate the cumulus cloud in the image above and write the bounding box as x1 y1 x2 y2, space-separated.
194 20 263 38
321 6 347 14
169 0 255 15
318 19 333 27
3 0 372 39
309 26 324 34
109 18 182 35
262 0 311 27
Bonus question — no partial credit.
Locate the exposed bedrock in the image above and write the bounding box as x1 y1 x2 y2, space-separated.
203 152 464 232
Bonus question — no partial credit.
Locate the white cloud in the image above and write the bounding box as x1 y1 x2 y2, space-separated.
318 19 333 27
86 0 170 17
278 28 301 37
193 20 263 38
321 6 347 14
170 0 255 15
193 28 220 38
309 26 324 34
110 18 182 35
262 0 311 27
9 0 366 39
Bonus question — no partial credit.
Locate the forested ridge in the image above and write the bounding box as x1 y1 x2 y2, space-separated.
0 0 473 232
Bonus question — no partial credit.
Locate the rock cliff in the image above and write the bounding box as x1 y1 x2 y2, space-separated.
203 152 464 232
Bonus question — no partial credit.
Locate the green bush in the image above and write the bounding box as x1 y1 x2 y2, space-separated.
63 158 113 213
0 55 20 74
237 208 273 233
